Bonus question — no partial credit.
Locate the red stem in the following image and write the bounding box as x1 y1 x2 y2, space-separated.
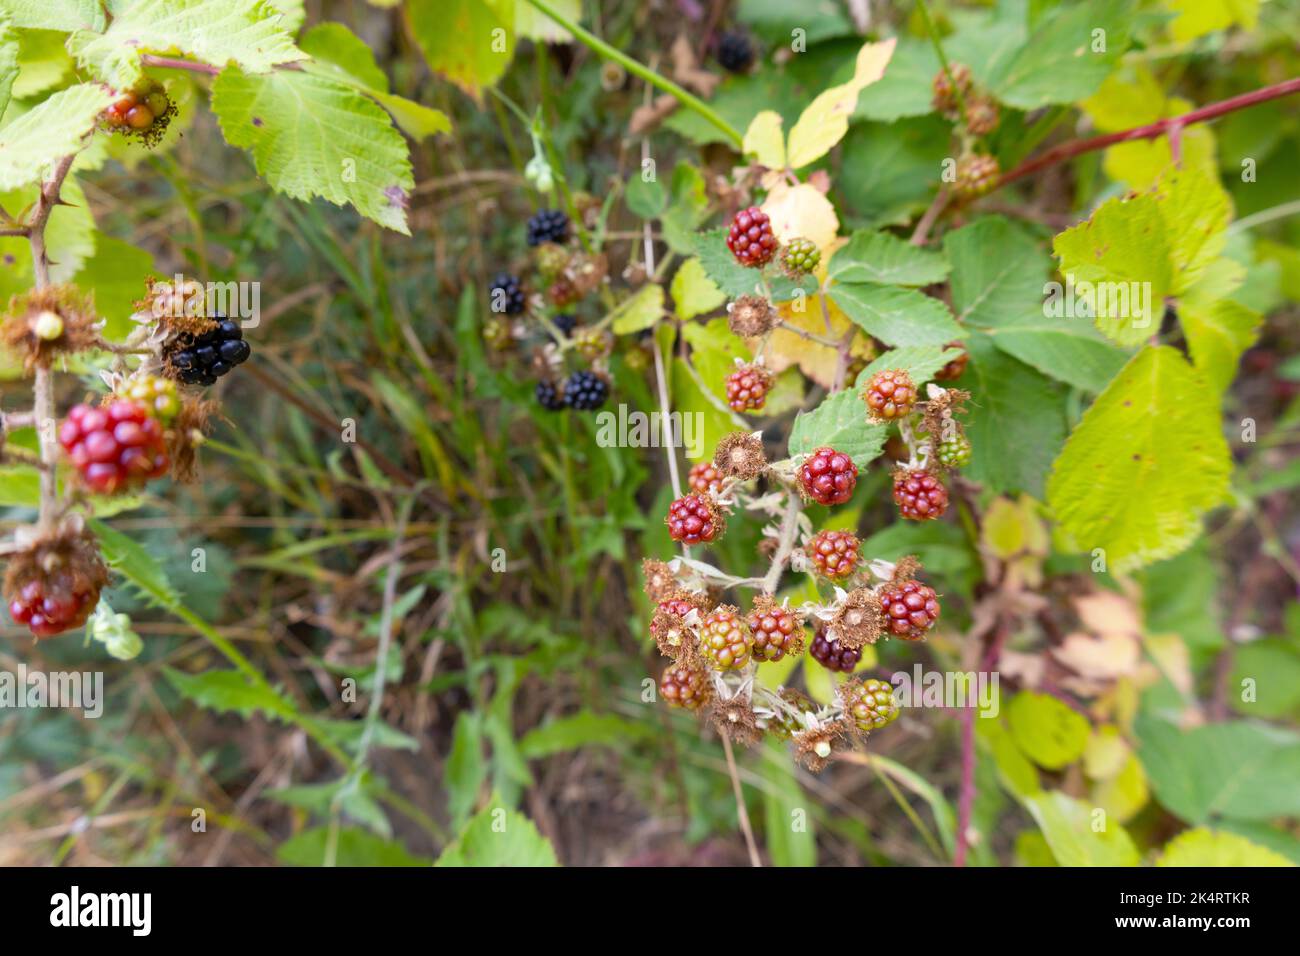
999 76 1300 187
954 703 976 867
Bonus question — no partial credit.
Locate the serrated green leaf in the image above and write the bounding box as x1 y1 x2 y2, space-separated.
1007 691 1089 770
1023 791 1139 866
90 519 180 609
691 228 810 301
828 229 949 286
70 0 305 89
609 283 664 334
854 37 938 122
984 0 1131 109
1178 295 1260 396
435 797 559 867
408 0 513 98
164 667 296 720
0 83 109 190
660 163 709 254
212 65 413 233
670 257 725 321
0 0 104 32
788 388 887 470
12 28 75 100
0 21 17 119
960 334 1068 495
829 282 963 346
624 171 666 219
855 345 965 391
1136 716 1300 823
1047 346 1230 571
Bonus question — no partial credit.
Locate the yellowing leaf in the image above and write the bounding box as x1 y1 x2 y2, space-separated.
408 0 514 98
1166 0 1259 43
1047 346 1231 571
610 283 665 334
767 294 850 389
760 181 839 252
1157 828 1294 867
786 38 894 169
670 258 725 320
742 110 785 170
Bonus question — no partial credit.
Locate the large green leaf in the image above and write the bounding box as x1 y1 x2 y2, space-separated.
70 0 305 89
946 216 1127 393
0 0 104 32
163 667 296 721
1178 296 1261 396
1007 692 1089 770
1136 716 1300 824
435 798 560 867
827 229 949 287
407 0 513 98
0 83 109 190
72 234 157 341
0 21 17 120
1046 346 1231 572
829 282 963 346
212 65 413 233
960 334 1068 496
788 388 887 470
1023 791 1139 866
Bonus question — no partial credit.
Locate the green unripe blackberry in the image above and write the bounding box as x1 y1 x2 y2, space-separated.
953 154 1000 200
937 430 972 468
780 237 820 278
844 679 900 732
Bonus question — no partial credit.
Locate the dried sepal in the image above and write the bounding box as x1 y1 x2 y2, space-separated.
710 697 762 747
793 718 853 772
0 286 103 372
727 294 778 338
713 431 766 481
830 587 884 649
641 558 678 602
166 395 218 483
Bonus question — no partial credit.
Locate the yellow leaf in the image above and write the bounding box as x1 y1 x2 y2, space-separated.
742 110 786 170
766 294 849 389
760 181 839 251
786 39 895 170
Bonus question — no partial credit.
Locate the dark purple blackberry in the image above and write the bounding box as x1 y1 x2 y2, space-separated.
563 370 608 410
809 628 860 673
489 273 526 315
715 31 755 73
553 313 578 336
535 379 565 411
167 317 250 387
526 209 570 247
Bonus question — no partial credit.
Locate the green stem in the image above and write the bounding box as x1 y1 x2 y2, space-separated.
520 0 743 148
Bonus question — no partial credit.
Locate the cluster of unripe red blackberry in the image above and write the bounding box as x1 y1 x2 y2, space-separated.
931 63 1002 200
100 81 176 146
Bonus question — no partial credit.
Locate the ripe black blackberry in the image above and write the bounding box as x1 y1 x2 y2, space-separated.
553 313 578 336
489 273 526 315
715 30 755 73
563 370 608 410
535 379 565 411
809 628 861 673
526 209 570 247
168 317 250 386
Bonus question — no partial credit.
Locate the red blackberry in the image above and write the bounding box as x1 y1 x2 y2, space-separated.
844 679 901 732
799 446 857 506
747 600 803 662
666 493 722 544
535 379 565 411
878 580 941 640
964 96 1000 136
808 530 860 581
809 628 861 673
893 468 949 520
563 370 608 410
726 207 778 268
4 527 109 640
59 401 169 495
862 368 916 421
725 363 772 413
715 30 755 73
167 317 250 386
660 663 710 710
935 344 969 381
779 238 820 278
526 209 571 247
698 606 752 670
101 83 171 140
489 273 527 315
688 461 723 496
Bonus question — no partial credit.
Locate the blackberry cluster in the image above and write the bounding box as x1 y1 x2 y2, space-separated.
168 318 251 386
666 493 722 545
893 468 949 520
563 370 608 410
553 313 578 336
688 461 723 496
799 446 858 506
59 401 169 495
698 607 753 670
489 273 526 315
747 602 803 662
809 628 861 673
780 238 820 278
937 430 972 468
715 30 755 73
862 369 917 421
808 530 860 581
535 379 565 411
845 679 901 732
879 580 941 640
526 209 570 247
954 154 1000 200
660 663 710 710
725 364 771 412
726 207 779 268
